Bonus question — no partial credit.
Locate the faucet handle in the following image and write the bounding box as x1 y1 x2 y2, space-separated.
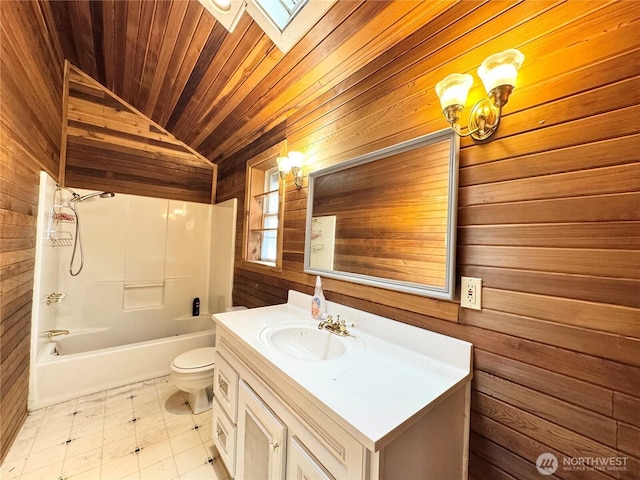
43 292 66 305
337 317 350 335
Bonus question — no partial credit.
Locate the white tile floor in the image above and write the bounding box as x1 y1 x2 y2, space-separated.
0 377 231 480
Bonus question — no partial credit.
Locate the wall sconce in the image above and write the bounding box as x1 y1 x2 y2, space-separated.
277 150 304 190
435 49 524 141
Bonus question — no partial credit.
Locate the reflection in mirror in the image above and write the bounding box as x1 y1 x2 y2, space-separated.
304 130 459 300
309 216 336 270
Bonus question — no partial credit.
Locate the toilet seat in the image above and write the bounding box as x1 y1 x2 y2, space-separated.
171 347 215 373
170 347 216 414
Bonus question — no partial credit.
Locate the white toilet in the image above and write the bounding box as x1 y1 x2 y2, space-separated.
170 347 216 414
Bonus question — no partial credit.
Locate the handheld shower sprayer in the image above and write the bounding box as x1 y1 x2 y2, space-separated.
66 189 115 276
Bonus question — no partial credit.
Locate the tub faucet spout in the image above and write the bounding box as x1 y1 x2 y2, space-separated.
42 329 70 338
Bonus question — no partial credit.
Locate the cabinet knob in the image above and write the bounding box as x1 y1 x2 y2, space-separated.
218 378 228 393
271 442 279 450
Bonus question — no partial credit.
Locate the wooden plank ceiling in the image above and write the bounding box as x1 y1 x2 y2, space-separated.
44 0 456 166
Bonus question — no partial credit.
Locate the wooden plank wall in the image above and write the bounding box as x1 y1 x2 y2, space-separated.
63 63 216 204
0 1 64 463
216 2 640 479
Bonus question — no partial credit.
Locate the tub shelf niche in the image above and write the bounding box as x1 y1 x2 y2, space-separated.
123 282 165 310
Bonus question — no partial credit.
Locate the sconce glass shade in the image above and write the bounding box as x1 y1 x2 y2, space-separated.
210 0 231 12
286 151 304 169
277 151 304 188
435 73 474 110
277 156 292 179
478 49 524 93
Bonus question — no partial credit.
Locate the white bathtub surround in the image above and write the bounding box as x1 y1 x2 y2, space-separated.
208 200 237 314
55 316 213 355
212 290 473 478
0 376 230 480
30 172 61 373
54 192 217 330
29 171 237 411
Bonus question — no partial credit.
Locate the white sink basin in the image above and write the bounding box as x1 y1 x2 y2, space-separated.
259 322 364 361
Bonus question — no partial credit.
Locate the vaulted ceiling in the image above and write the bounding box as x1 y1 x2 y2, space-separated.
44 0 456 165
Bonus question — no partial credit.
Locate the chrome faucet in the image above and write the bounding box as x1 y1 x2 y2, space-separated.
317 315 350 336
41 329 70 338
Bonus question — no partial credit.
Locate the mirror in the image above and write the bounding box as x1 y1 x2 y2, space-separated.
304 129 459 300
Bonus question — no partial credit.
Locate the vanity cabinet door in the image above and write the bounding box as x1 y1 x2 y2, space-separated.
287 436 335 480
236 380 286 480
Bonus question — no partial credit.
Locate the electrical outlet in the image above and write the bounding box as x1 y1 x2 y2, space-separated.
460 277 482 310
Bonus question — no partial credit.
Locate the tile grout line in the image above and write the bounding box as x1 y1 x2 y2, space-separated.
2 376 224 480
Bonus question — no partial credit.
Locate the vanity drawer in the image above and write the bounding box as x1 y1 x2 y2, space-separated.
214 351 239 421
212 398 236 477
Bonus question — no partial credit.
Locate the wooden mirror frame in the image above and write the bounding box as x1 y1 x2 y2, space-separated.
304 129 459 300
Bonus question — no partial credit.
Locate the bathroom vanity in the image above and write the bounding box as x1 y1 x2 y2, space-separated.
211 291 473 479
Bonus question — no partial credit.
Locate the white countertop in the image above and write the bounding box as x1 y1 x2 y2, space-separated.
213 290 472 451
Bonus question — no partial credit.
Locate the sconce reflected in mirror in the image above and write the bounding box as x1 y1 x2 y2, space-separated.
436 49 524 141
277 150 304 190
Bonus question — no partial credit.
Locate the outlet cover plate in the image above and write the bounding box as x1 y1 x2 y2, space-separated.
461 277 482 310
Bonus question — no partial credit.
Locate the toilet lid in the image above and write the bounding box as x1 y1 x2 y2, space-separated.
172 347 215 369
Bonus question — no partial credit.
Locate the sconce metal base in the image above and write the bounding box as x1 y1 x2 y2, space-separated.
489 84 514 108
291 167 303 190
468 98 501 141
280 168 303 190
442 104 464 125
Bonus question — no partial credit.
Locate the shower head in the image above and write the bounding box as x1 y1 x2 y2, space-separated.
69 191 115 203
64 189 114 277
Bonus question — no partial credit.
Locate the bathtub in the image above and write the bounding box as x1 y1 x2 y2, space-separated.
31 315 215 409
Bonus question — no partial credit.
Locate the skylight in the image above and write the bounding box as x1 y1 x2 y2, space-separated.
198 0 336 53
253 0 308 32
